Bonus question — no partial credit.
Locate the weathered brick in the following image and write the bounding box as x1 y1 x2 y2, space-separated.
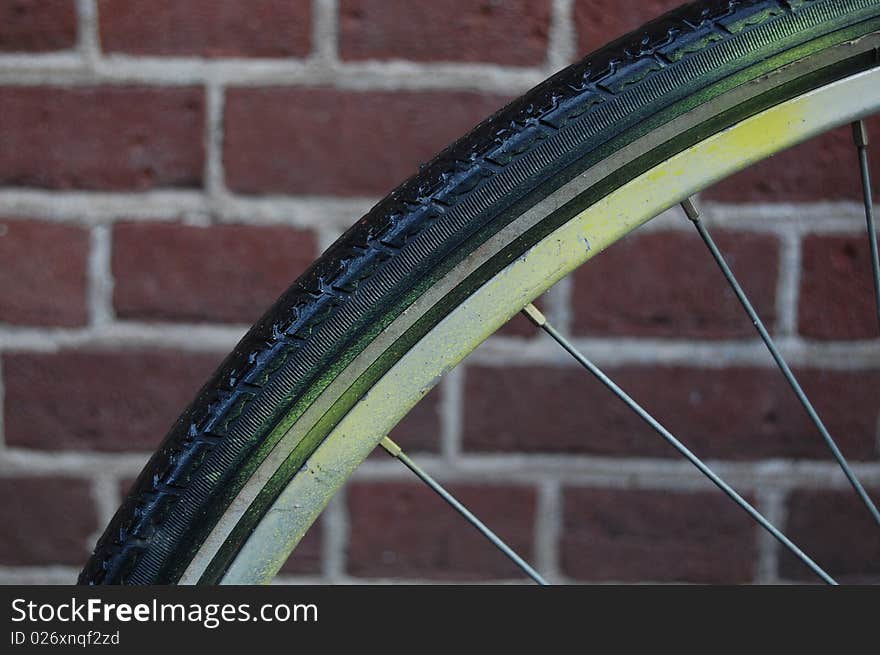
112 222 317 324
779 489 880 583
346 481 536 580
280 522 323 576
0 0 77 52
339 0 551 65
0 86 204 190
462 365 880 460
499 311 540 338
388 385 442 452
98 0 311 58
0 476 97 565
365 386 443 462
0 218 89 326
495 295 545 338
704 117 880 202
798 234 879 340
574 0 682 56
224 87 510 196
562 487 757 582
572 230 779 339
3 349 222 451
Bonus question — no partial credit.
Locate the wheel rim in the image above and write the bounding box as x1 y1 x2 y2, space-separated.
186 66 880 584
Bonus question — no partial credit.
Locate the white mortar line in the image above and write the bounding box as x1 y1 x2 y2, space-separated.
204 80 227 206
547 0 577 71
267 60 539 94
89 57 309 86
0 56 545 92
440 366 465 463
470 334 880 369
214 194 375 228
0 189 210 223
776 226 802 337
87 225 114 326
702 201 880 232
322 487 349 582
0 449 150 477
648 202 880 235
351 454 880 491
178 213 213 228
0 53 84 73
754 487 786 583
544 274 573 335
312 0 340 67
0 322 246 353
88 473 122 559
75 0 100 69
0 566 79 585
534 479 562 582
0 189 374 230
315 223 345 254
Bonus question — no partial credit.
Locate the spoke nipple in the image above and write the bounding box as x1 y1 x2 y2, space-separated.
379 436 402 458
852 120 869 148
522 303 547 327
680 197 701 222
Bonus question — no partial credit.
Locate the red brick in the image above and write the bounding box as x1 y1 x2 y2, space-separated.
98 0 311 58
462 365 880 460
0 0 76 52
112 222 317 324
0 476 97 565
346 481 536 580
3 349 222 451
496 295 545 338
0 219 89 327
798 234 879 340
0 86 204 190
704 117 880 202
280 522 323 576
224 87 510 196
572 230 779 339
339 0 551 65
498 311 540 337
574 0 682 56
388 385 442 452
366 386 443 461
562 487 756 582
780 489 880 583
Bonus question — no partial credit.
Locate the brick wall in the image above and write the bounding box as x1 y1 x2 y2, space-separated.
0 1 878 584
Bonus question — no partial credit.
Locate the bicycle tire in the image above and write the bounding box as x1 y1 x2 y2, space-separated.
80 0 880 585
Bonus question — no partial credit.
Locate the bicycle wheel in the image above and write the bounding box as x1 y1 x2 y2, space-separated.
80 0 880 585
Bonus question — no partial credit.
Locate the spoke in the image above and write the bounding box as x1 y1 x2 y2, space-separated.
522 303 837 585
378 436 549 585
852 120 880 331
681 198 880 527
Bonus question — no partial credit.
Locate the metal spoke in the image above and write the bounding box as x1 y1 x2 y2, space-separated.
852 120 880 331
522 303 837 585
378 436 549 585
681 198 880 527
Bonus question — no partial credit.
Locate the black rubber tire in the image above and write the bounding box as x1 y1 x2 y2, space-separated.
80 0 880 584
